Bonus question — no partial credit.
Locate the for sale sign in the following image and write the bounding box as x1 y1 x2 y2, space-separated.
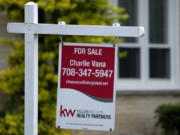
56 43 117 131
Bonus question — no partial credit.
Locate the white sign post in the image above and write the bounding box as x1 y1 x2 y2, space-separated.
24 2 38 135
7 1 144 135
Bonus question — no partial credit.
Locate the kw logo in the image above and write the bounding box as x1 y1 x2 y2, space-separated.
60 105 76 117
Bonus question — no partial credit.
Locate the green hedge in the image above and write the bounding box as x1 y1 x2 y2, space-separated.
155 104 180 135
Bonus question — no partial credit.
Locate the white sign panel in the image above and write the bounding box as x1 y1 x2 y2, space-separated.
56 43 117 131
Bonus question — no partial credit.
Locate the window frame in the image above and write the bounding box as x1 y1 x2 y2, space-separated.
110 0 180 91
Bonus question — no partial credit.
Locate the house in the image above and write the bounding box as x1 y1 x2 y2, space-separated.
0 0 180 135
98 0 180 135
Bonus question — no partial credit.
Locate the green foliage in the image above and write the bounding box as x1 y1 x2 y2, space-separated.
155 104 180 135
0 0 128 134
0 113 24 135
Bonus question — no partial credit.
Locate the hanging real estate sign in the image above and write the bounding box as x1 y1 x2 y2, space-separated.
56 42 117 131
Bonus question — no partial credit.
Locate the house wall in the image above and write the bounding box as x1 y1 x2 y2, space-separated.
0 12 11 71
0 12 22 70
0 12 10 110
0 12 21 110
115 94 180 135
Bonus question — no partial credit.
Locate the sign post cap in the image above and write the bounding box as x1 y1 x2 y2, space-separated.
25 2 37 6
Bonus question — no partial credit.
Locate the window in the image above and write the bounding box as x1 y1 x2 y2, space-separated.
149 0 167 43
118 0 137 42
118 48 140 78
111 0 180 90
150 49 170 78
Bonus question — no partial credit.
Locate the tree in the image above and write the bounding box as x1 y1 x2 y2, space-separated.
0 0 128 134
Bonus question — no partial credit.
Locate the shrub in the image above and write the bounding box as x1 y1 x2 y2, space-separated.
155 104 180 135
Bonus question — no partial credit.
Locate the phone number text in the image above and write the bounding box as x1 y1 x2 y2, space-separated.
62 68 113 78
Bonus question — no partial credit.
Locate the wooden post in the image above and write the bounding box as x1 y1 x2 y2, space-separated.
24 2 38 135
